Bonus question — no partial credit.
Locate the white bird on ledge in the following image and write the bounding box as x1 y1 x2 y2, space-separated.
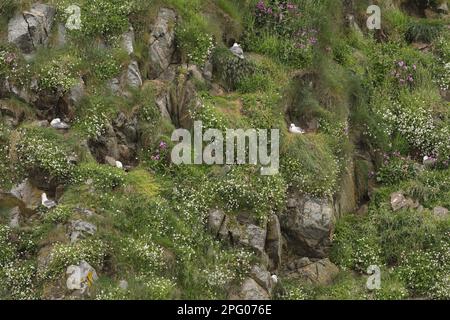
41 193 56 209
115 161 123 169
289 123 305 134
50 118 70 130
230 43 245 59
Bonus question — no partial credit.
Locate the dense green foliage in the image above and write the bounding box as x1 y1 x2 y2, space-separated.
0 0 448 300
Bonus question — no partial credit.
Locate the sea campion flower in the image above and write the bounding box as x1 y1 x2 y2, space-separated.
392 60 416 86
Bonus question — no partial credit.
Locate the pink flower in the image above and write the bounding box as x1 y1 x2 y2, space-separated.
5 53 15 64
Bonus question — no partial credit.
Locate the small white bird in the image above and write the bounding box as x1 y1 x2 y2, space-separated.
115 161 123 169
50 118 70 130
41 193 56 209
289 123 305 134
271 274 278 285
230 43 245 59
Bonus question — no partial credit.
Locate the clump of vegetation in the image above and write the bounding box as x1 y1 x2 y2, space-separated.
0 43 30 87
53 0 135 40
34 50 81 92
405 20 444 43
176 18 215 66
281 134 340 197
43 205 73 224
212 47 257 90
214 166 287 223
42 239 108 280
14 127 75 182
376 152 418 185
398 237 450 299
71 163 126 190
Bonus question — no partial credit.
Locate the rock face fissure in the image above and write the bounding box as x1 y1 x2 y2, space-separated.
22 13 36 50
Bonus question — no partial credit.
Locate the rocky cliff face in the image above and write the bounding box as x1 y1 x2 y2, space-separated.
0 0 448 300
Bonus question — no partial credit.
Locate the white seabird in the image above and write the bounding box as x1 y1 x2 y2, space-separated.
41 193 56 209
289 123 305 134
271 274 278 285
115 161 123 169
50 118 70 130
230 43 245 59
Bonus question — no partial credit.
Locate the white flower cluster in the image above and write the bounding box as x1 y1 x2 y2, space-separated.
38 57 80 92
133 273 176 300
353 237 382 272
399 237 450 299
75 109 109 138
16 129 74 179
375 94 449 157
204 264 235 288
1 262 37 300
43 239 107 280
120 236 166 271
434 60 450 92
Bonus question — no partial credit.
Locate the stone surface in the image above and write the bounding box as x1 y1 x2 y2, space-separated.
250 265 274 294
207 209 225 236
121 26 135 55
242 224 267 253
68 78 85 106
125 60 143 88
238 278 270 300
281 193 335 258
216 213 267 253
265 214 282 270
9 207 21 228
69 220 97 243
437 1 448 14
297 258 339 285
390 192 420 211
434 206 449 219
148 8 177 79
105 156 118 167
119 280 129 290
8 4 56 54
294 257 312 269
74 207 94 217
10 179 42 210
66 260 98 294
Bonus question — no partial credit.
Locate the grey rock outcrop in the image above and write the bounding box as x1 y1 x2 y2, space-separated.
434 206 449 219
126 60 143 88
148 8 177 79
207 209 226 235
66 260 98 295
69 220 97 243
9 207 21 228
121 26 135 55
235 278 270 300
208 209 267 253
250 265 275 295
281 193 335 258
390 192 420 211
286 258 339 285
10 179 42 210
8 4 56 54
